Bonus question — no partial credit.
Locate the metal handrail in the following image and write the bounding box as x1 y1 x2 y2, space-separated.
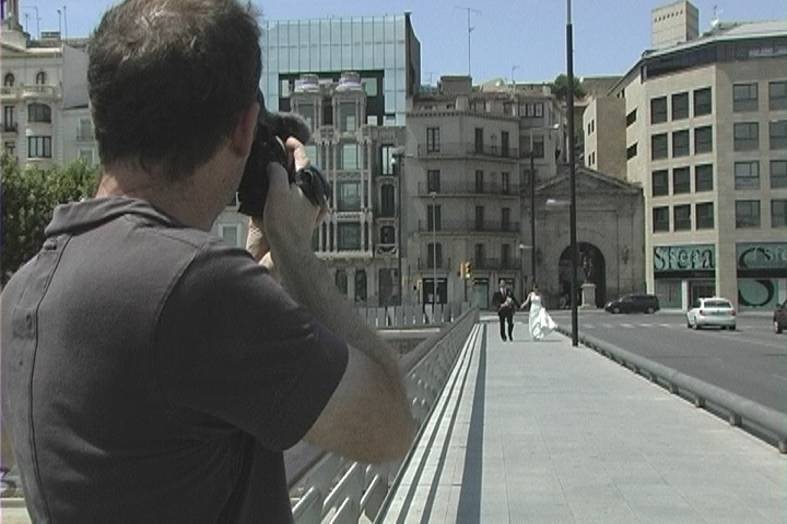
556 326 787 453
287 308 479 522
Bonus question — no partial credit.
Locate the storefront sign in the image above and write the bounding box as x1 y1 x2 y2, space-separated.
736 242 787 270
654 244 715 273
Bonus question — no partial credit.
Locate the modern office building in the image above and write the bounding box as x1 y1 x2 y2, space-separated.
259 13 421 126
587 1 787 310
1 7 95 169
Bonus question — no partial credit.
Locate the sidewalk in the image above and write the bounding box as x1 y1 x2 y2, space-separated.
385 316 787 523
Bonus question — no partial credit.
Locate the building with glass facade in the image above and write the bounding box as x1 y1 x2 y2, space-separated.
587 2 787 310
260 13 421 126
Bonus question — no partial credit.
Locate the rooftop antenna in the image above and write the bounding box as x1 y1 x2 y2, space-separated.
62 5 68 39
455 6 481 78
23 6 40 38
711 5 722 28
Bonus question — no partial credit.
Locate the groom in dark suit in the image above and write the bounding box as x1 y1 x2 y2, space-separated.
491 279 519 341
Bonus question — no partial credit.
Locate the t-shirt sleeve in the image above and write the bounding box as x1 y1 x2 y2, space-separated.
153 240 348 451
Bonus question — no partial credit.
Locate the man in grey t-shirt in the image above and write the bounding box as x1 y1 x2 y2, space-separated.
1 1 413 521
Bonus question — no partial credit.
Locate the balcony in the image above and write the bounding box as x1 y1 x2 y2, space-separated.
417 181 520 197
2 122 17 134
417 220 520 235
76 129 95 142
416 142 519 161
416 258 448 270
21 85 59 99
473 257 521 271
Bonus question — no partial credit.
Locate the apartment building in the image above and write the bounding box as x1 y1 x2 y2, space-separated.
590 2 787 310
1 10 95 169
286 72 405 306
404 76 566 308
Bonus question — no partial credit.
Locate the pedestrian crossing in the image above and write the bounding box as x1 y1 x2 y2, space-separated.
579 322 685 329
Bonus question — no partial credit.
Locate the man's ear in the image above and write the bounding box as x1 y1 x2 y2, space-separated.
230 101 260 158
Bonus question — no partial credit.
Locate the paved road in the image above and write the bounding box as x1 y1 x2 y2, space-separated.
549 310 787 415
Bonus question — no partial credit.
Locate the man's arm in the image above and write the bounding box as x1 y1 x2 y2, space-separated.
258 145 415 463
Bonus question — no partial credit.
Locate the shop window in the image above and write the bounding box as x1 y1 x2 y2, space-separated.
354 270 367 303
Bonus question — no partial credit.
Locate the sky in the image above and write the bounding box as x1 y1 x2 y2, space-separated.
17 0 787 84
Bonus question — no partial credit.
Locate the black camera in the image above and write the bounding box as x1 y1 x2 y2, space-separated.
237 91 330 217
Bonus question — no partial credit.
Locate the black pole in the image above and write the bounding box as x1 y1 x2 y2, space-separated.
530 151 536 289
567 0 579 346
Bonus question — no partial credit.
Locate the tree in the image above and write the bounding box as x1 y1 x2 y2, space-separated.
550 74 586 101
1 154 100 284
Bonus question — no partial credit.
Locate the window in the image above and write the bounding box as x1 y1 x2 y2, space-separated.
339 102 357 132
673 205 691 231
671 92 689 120
427 242 442 268
427 169 441 192
501 208 511 229
35 71 46 85
335 269 348 295
474 243 485 265
651 97 667 123
426 204 441 231
532 135 545 159
27 103 51 123
673 167 690 194
361 77 378 97
652 170 668 196
322 98 333 126
496 244 509 268
3 105 14 131
475 206 484 230
78 149 94 166
672 130 689 157
218 224 240 247
380 144 394 175
501 172 510 194
474 127 484 153
338 223 361 250
3 73 14 87
501 131 510 157
695 164 713 192
426 127 440 152
694 126 712 154
735 161 760 189
4 141 15 156
770 120 787 149
651 134 668 159
280 78 292 98
475 170 484 193
771 160 787 189
626 143 638 159
77 118 93 141
734 122 759 151
736 200 761 228
380 225 395 244
694 87 712 116
772 200 787 227
770 81 787 110
696 203 714 229
337 181 361 211
626 109 637 126
354 270 367 303
380 185 395 216
653 207 669 232
27 135 51 158
339 143 358 170
733 83 758 112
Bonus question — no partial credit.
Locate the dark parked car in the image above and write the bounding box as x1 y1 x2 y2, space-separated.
775 300 787 334
605 294 660 314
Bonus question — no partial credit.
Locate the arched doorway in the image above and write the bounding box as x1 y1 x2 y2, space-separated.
558 242 606 308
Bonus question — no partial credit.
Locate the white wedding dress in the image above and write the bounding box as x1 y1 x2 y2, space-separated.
527 293 556 341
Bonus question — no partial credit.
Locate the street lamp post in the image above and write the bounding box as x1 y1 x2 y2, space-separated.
566 0 579 346
528 124 560 293
518 243 526 299
430 192 438 320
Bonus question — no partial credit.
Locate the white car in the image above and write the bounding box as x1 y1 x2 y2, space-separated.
686 297 736 330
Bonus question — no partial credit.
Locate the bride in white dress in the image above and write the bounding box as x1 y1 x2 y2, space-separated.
520 286 556 341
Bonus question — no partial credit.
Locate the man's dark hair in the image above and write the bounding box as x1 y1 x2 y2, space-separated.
88 0 261 179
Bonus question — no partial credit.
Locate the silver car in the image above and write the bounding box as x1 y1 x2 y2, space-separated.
686 297 736 330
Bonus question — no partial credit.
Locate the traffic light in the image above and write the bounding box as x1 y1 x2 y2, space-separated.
464 261 473 279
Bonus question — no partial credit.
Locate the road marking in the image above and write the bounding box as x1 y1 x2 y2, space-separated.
621 323 634 328
659 323 671 328
773 374 787 383
602 323 614 328
639 323 653 328
583 324 595 329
